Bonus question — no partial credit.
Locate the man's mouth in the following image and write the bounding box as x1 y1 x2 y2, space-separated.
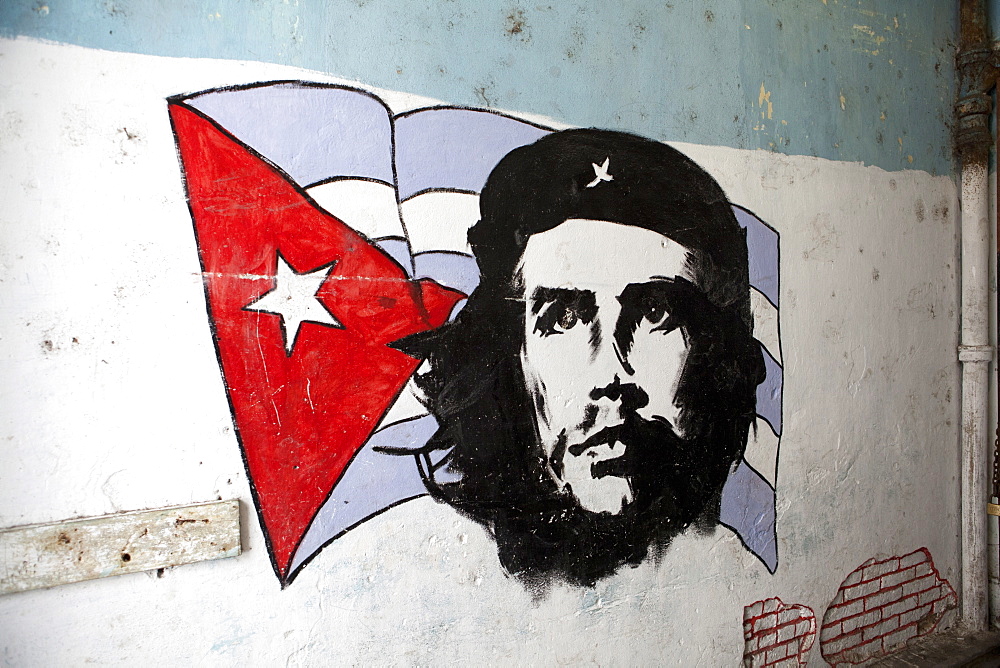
562 426 630 479
550 426 636 514
566 424 624 457
591 452 628 479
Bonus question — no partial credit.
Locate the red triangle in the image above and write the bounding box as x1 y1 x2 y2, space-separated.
170 104 463 581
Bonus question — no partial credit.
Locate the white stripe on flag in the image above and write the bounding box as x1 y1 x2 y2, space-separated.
307 179 406 241
751 288 781 365
744 419 779 488
401 191 480 254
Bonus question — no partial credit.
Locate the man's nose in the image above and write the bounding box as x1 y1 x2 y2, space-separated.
589 375 649 412
589 320 635 375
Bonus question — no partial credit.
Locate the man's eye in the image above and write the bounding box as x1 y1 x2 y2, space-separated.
534 304 581 337
557 308 579 331
644 306 666 325
643 305 677 333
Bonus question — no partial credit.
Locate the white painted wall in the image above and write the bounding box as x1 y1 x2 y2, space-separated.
0 38 960 665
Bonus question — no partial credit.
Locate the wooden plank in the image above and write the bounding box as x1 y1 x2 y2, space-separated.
0 500 240 595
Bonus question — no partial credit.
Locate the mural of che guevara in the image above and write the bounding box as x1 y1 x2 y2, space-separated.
400 129 767 587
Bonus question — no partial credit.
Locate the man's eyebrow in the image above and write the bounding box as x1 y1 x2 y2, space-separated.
620 276 696 296
529 286 596 315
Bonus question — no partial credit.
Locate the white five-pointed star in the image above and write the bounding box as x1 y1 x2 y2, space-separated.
586 157 613 188
244 253 342 354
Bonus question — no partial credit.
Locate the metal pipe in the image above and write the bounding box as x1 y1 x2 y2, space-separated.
959 163 992 630
956 0 995 632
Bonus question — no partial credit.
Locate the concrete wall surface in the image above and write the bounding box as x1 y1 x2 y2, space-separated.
0 2 966 665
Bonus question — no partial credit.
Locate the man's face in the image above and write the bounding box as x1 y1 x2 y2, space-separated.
519 218 696 515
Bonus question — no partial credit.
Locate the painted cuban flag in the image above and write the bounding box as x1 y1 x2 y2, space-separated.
169 81 781 585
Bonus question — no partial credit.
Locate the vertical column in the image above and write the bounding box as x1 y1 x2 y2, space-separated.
956 0 995 632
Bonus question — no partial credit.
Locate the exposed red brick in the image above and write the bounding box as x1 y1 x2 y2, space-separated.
841 568 863 588
776 620 797 644
880 565 917 590
825 598 863 624
778 607 804 626
862 615 897 642
883 621 919 649
899 549 930 569
881 593 919 619
840 608 880 635
862 557 899 583
842 578 881 601
820 549 956 666
822 631 858 657
835 635 884 664
903 574 937 597
899 603 933 627
765 641 790 664
746 600 765 620
743 598 816 667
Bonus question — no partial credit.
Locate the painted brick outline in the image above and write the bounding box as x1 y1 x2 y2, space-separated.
820 548 956 666
743 597 816 667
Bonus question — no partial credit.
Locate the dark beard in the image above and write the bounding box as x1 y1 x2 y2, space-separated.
405 281 759 591
473 411 736 589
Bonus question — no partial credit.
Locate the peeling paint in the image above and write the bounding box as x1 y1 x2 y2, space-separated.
852 24 887 45
758 82 773 120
